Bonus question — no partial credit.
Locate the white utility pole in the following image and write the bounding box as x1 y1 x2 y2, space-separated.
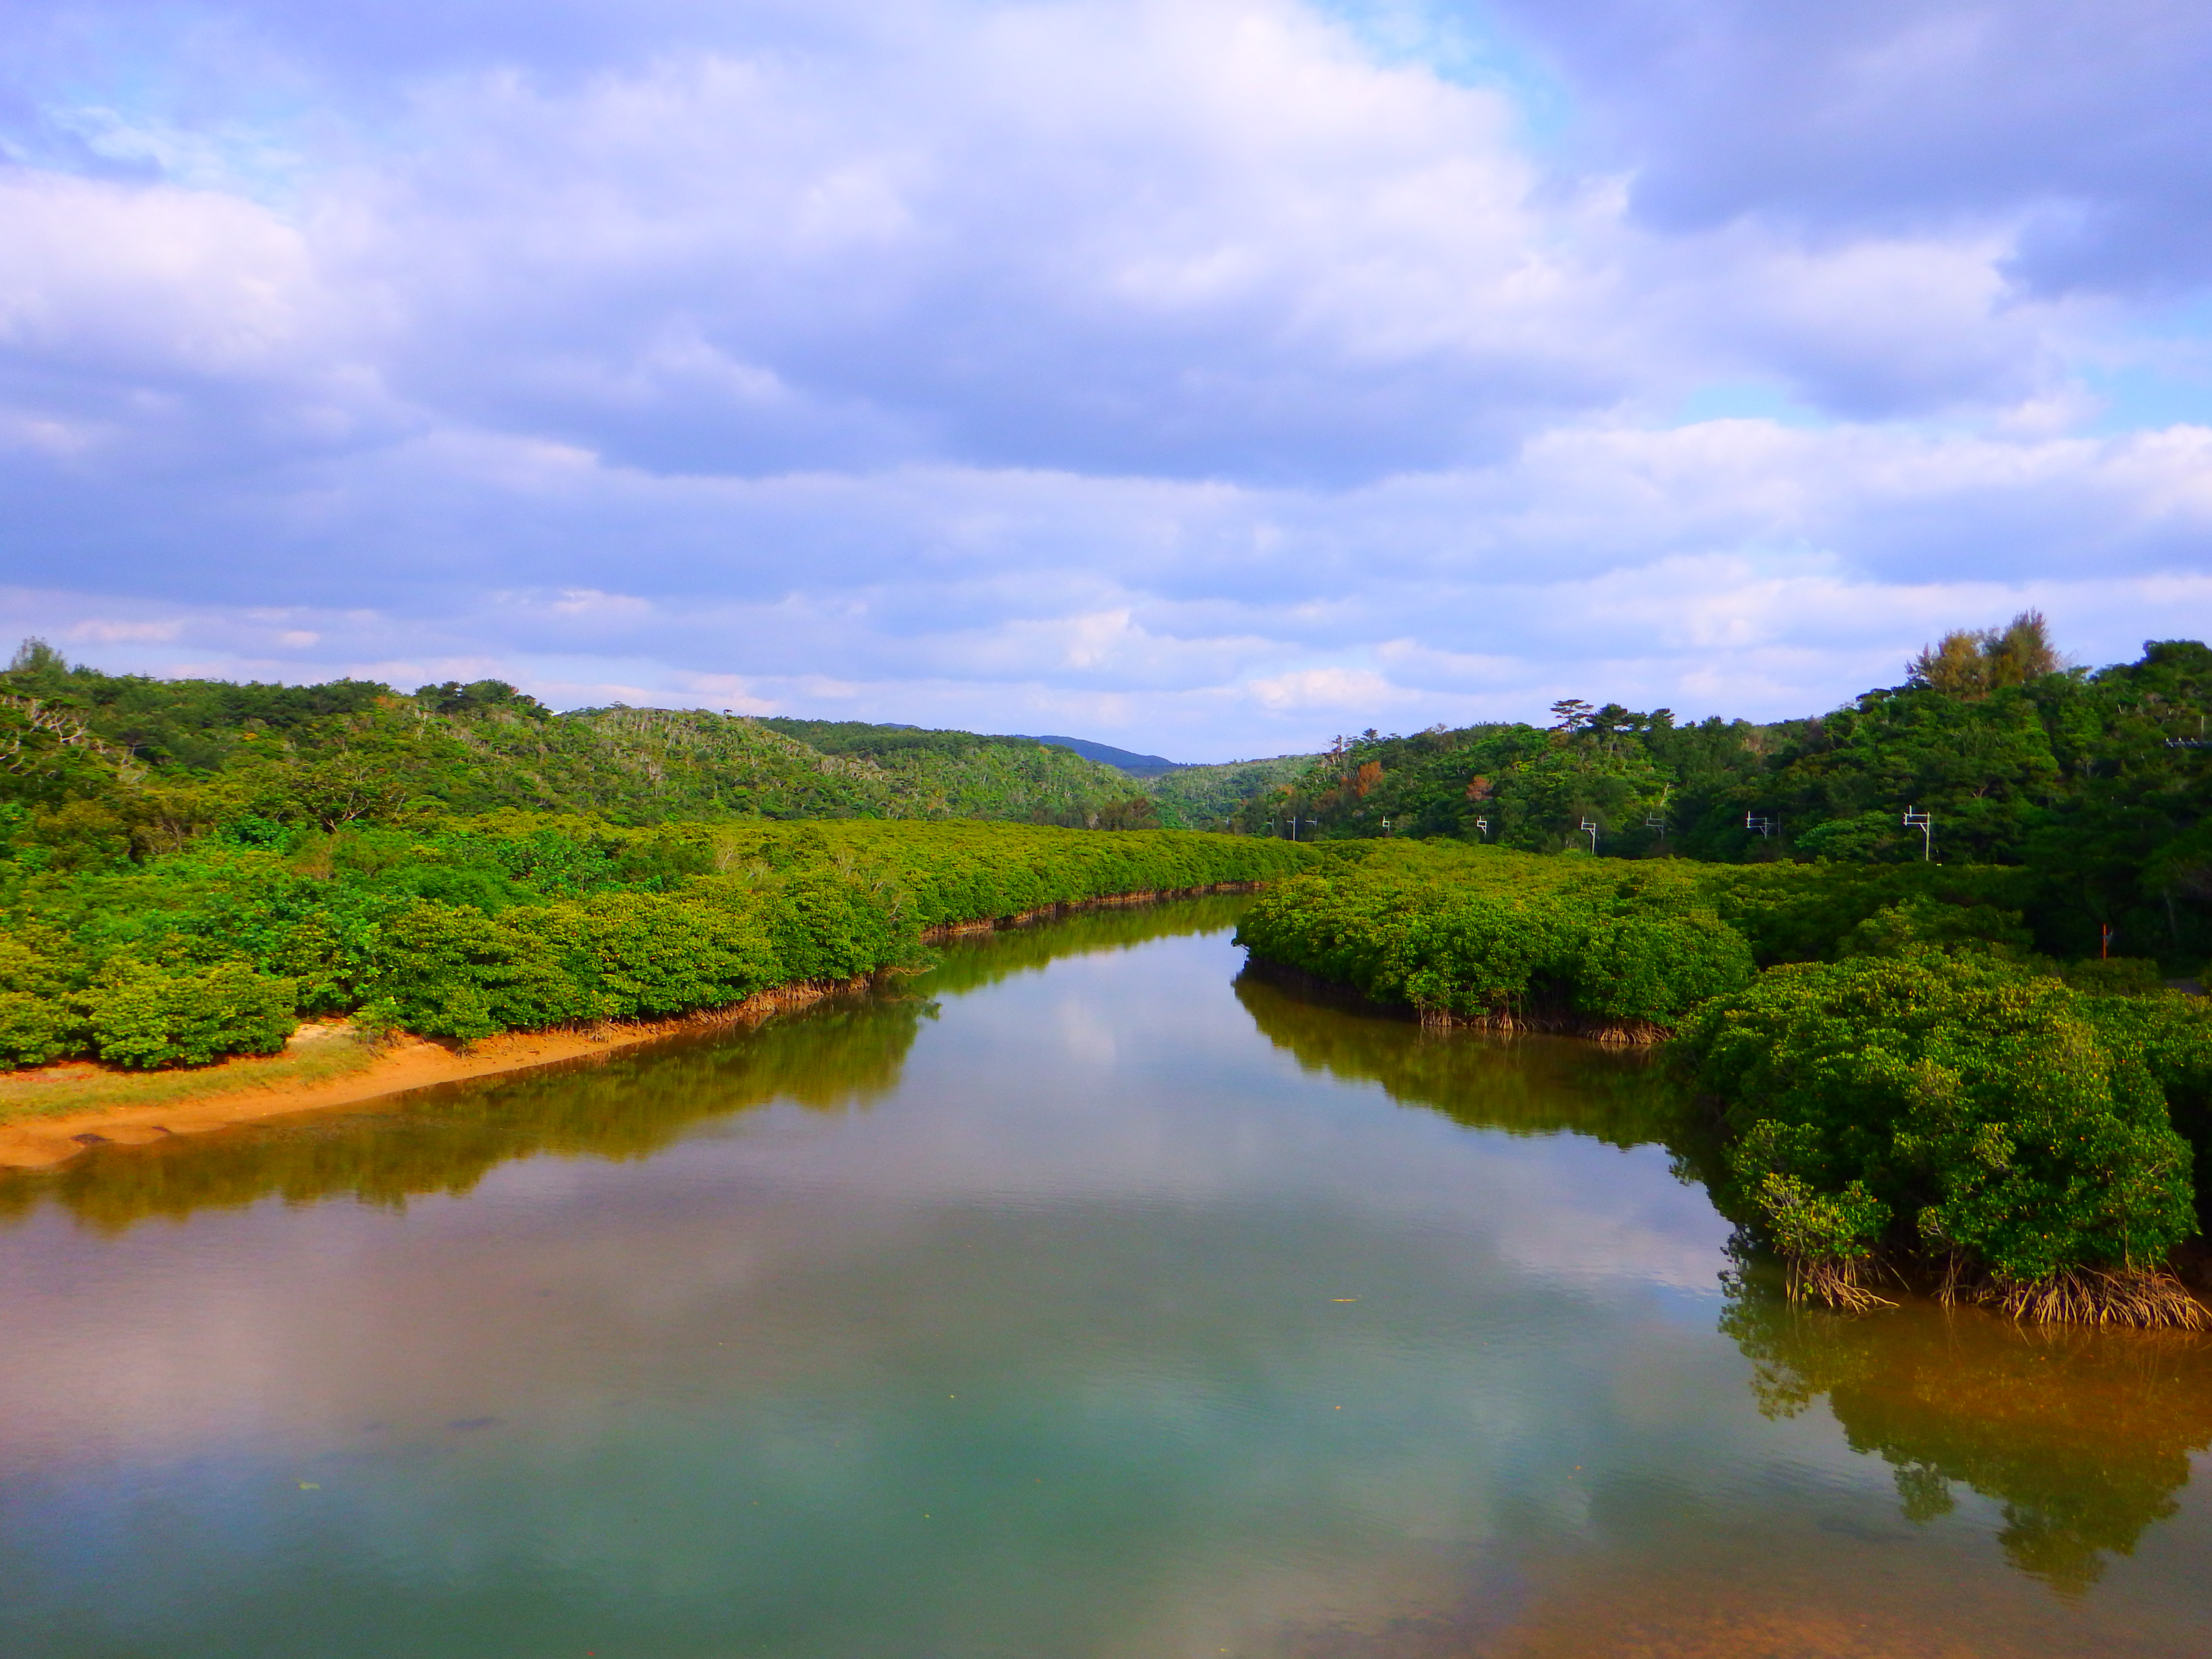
1902 805 1933 861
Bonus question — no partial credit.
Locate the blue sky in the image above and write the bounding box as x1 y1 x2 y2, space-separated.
3 0 2211 759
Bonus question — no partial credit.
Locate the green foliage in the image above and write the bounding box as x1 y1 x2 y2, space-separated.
756 718 1062 762
1746 1172 1889 1269
1677 953 2198 1285
1245 842 2206 1291
87 960 298 1069
1835 894 2038 960
1222 629 2212 972
1 818 1308 1071
0 990 84 1069
0 926 91 1067
1236 842 1755 1030
2061 956 2166 995
1572 909 1757 1022
1147 754 1317 830
2076 991 2212 1232
0 647 1185 832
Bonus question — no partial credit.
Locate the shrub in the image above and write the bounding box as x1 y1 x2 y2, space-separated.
1573 909 1755 1024
1679 952 2199 1297
1393 893 1583 1019
358 902 604 1042
88 960 298 1069
0 930 90 1067
2079 991 2212 1232
1836 895 2036 960
0 991 85 1069
1236 842 1757 1031
4 819 1308 1067
2062 957 2166 995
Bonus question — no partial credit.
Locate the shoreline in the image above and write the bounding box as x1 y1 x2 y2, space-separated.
0 881 1263 1172
1238 954 1673 1046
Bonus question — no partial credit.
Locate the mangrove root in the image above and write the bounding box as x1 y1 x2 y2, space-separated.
1989 1267 2210 1330
1784 1254 1897 1315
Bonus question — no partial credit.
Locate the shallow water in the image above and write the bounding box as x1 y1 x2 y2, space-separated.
3 898 2210 1659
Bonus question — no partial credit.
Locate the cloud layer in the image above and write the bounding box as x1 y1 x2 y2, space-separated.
3 0 2208 756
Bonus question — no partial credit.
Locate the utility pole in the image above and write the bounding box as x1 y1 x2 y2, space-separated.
1902 805 1932 862
1744 811 1776 841
1579 817 1599 854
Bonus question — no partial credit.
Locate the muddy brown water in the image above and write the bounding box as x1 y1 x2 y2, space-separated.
2 896 2208 1658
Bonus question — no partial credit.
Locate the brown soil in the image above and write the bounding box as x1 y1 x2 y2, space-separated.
0 974 872 1172
0 879 1267 1171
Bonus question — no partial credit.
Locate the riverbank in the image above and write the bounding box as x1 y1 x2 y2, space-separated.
0 973 879 1171
0 880 1269 1170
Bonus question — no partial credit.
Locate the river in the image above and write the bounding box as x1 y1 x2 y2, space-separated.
2 897 2209 1658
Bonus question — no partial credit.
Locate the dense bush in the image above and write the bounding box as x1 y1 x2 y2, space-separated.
88 961 299 1069
0 928 87 1065
1677 952 2198 1298
1226 631 2212 972
1573 910 1757 1024
1237 843 1759 1031
0 819 1308 1068
1240 841 2208 1315
2078 991 2212 1233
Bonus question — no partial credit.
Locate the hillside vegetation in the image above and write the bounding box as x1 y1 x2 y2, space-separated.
0 647 1168 855
0 638 1310 1086
1147 754 1317 830
1237 616 2212 970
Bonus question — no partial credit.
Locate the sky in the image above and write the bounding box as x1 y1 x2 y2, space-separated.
3 0 2211 760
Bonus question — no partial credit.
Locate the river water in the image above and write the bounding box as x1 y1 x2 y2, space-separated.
3 898 2210 1659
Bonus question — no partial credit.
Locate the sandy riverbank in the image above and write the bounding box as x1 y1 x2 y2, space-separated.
0 975 872 1172
0 880 1267 1172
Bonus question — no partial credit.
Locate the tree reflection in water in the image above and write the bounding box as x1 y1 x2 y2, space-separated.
0 996 932 1233
1236 958 2212 1597
1724 1295 2212 1594
0 896 1254 1235
7 901 2207 1602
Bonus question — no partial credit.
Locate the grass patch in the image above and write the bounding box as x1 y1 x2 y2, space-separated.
0 1030 379 1125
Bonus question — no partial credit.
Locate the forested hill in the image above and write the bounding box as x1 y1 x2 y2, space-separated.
756 717 1319 828
1233 617 2212 965
0 646 1163 856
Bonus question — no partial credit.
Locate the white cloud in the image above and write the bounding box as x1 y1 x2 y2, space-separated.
0 0 2209 756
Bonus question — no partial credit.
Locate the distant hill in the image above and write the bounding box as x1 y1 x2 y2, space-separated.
0 653 1154 832
0 644 1319 848
1009 735 1184 777
1146 754 1320 830
755 718 1315 828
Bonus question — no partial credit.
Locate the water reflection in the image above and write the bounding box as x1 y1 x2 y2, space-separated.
0 997 931 1231
1722 1294 2212 1595
1243 958 2212 1599
1233 963 1685 1149
1 897 2209 1657
0 899 1250 1234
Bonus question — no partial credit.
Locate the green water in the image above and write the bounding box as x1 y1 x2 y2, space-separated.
3 898 2210 1659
